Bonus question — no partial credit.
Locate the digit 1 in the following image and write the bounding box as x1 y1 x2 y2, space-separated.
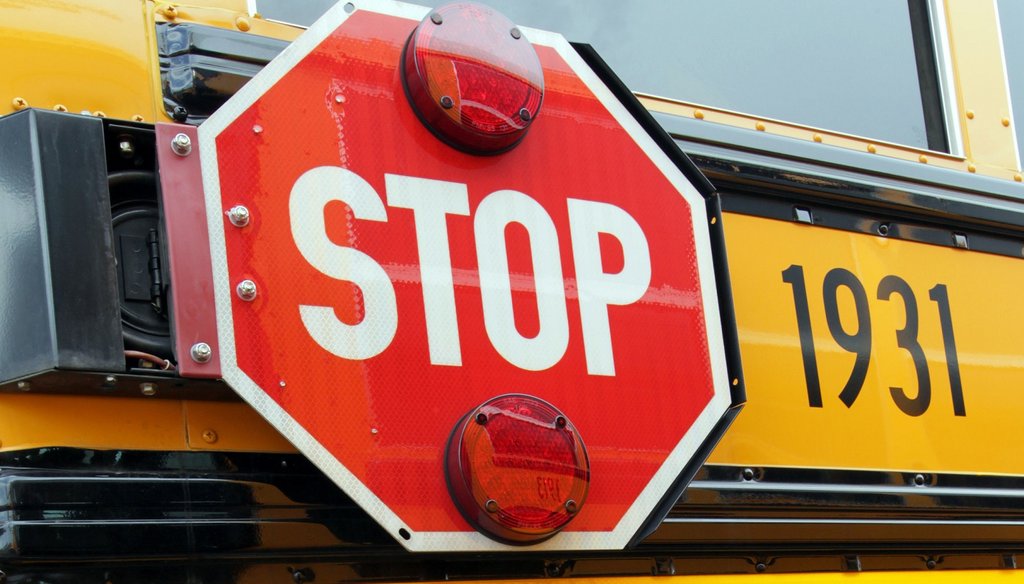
929 284 966 416
782 265 822 407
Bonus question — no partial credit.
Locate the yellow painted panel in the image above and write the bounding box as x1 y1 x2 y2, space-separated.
0 394 186 451
184 400 295 452
0 0 157 121
946 0 1020 172
709 212 1024 474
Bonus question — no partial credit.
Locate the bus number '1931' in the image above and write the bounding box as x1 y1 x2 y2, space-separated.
781 265 965 417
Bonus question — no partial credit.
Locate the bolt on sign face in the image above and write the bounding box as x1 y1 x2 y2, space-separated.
199 0 738 551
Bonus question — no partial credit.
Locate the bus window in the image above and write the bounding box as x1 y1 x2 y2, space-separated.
418 0 949 153
254 0 952 152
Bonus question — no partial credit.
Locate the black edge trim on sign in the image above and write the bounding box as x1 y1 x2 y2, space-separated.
705 193 746 407
569 42 746 547
628 403 743 547
570 43 716 197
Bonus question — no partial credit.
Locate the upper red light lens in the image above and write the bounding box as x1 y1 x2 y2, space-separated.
446 394 590 544
402 2 544 154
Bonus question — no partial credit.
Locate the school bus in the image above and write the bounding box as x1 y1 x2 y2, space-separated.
1 0 1023 581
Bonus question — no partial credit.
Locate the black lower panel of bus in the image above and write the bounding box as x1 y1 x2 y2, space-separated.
1 447 1023 582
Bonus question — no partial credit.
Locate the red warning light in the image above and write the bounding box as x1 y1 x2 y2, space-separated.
402 2 544 154
446 394 590 544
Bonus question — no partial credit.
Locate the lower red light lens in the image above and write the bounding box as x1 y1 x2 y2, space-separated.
446 394 590 544
402 2 544 154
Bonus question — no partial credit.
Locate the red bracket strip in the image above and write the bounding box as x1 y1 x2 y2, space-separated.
156 123 222 379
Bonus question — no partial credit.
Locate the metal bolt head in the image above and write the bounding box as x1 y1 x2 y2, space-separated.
564 499 578 514
519 107 531 122
430 12 443 24
440 95 454 109
236 279 258 301
510 27 522 39
227 205 250 227
201 429 218 444
485 499 499 513
140 382 157 396
171 132 192 156
190 342 213 363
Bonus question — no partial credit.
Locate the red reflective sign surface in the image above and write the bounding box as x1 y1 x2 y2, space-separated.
203 2 727 551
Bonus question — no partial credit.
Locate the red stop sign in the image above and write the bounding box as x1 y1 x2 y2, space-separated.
199 0 737 552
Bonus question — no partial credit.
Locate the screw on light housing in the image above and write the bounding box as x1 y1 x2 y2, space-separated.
402 2 544 154
446 394 590 544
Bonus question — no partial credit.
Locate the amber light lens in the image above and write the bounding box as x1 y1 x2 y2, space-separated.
402 2 544 154
446 394 590 544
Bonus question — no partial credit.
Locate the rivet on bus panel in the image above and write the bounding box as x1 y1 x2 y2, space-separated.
1002 117 1011 127
693 109 704 120
235 16 251 31
158 5 178 19
53 104 68 112
918 154 928 164
966 110 975 120
1015 174 1022 182
93 111 106 118
202 429 219 444
755 121 766 131
867 144 877 154
132 114 144 122
812 133 822 143
11 97 27 110
967 163 977 173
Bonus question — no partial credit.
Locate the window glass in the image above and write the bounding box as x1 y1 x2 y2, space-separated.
258 0 938 150
997 0 1024 168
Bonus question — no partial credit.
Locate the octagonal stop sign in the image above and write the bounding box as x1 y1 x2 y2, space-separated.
198 0 741 552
